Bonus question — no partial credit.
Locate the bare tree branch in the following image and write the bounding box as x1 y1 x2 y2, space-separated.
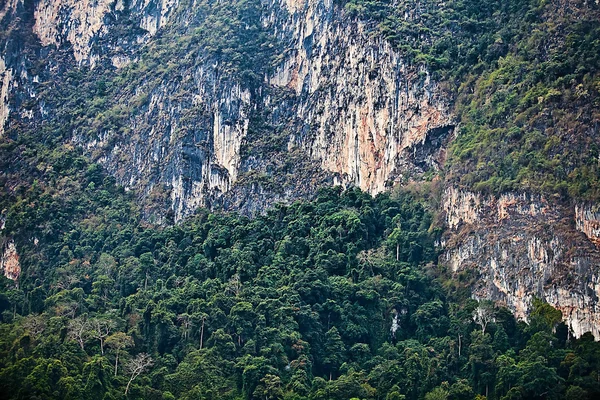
124 353 153 395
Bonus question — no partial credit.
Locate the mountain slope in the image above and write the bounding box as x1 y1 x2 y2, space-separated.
1 0 600 362
3 0 600 398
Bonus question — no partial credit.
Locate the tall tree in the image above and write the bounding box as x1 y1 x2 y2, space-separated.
68 316 90 351
105 332 134 376
323 327 346 381
124 353 153 395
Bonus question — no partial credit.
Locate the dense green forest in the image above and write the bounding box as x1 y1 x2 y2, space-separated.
1 140 600 399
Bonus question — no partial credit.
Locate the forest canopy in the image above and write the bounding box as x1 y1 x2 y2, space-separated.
1 179 599 399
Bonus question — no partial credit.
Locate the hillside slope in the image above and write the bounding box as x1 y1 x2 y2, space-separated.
1 0 600 373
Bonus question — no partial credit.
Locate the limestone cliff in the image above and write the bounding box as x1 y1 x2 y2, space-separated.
266 0 453 194
11 0 453 220
576 203 600 246
0 56 12 137
32 0 179 65
0 239 20 282
442 188 600 338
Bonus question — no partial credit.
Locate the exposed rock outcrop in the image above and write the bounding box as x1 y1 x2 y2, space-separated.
575 203 600 246
135 0 179 36
0 0 21 23
0 239 20 282
33 0 116 64
30 0 452 220
33 0 180 65
443 187 600 338
0 57 12 137
267 0 453 195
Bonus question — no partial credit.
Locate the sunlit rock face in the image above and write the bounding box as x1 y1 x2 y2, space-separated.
0 239 20 282
0 57 12 137
266 0 453 195
5 0 452 220
32 0 179 65
443 187 600 338
576 203 600 246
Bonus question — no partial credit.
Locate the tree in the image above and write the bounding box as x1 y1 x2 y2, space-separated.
139 253 155 291
68 316 89 350
493 326 510 354
226 274 242 297
199 314 207 349
22 315 46 340
468 331 495 397
253 374 284 400
323 327 346 380
412 300 447 341
229 301 256 346
82 355 114 399
177 313 192 341
91 275 115 309
105 332 133 376
124 353 153 395
387 221 402 261
425 387 449 400
89 318 115 355
473 301 496 334
316 371 376 400
448 380 474 400
565 385 588 400
529 298 562 333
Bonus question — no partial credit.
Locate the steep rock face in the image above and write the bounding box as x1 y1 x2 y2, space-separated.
0 0 22 27
266 0 453 194
0 56 12 137
0 239 20 282
575 203 600 246
135 0 179 36
32 0 179 65
41 0 453 220
33 0 116 64
81 74 253 221
443 188 600 338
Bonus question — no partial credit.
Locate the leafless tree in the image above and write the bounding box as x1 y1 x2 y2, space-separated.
68 316 89 350
473 301 496 334
90 318 115 355
124 353 153 395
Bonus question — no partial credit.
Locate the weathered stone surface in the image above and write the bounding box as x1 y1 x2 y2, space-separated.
24 0 453 220
267 0 453 195
0 239 20 282
443 187 600 338
0 57 12 137
576 203 600 246
33 0 179 65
